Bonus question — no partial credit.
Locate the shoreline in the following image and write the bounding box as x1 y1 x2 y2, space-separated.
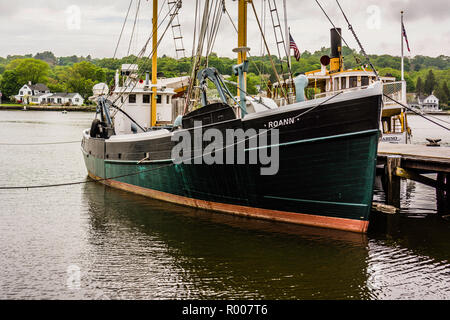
0 104 96 112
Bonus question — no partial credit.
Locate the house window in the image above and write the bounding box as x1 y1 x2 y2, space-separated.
42 98 46 103
75 98 79 102
166 95 170 104
57 98 62 104
143 94 150 103
20 91 23 95
28 91 31 95
156 95 161 104
129 94 136 103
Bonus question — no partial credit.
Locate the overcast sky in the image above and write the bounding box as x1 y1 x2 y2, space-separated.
0 0 449 59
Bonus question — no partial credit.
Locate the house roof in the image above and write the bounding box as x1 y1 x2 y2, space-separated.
50 92 81 98
27 83 49 92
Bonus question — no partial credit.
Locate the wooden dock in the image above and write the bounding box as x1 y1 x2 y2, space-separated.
377 142 450 212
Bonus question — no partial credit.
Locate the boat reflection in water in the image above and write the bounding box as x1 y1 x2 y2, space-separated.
82 182 372 300
80 181 450 300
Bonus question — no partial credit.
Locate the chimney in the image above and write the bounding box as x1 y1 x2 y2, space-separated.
330 28 343 73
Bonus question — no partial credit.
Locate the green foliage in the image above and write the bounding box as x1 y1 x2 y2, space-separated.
34 51 57 65
7 58 50 85
0 50 448 103
64 61 108 99
0 70 21 100
424 70 436 95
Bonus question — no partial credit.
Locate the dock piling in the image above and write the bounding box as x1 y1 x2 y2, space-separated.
385 155 402 207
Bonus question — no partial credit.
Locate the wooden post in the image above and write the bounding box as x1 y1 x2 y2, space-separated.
385 155 402 207
436 173 450 214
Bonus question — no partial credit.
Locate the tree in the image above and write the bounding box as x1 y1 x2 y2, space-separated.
64 61 107 99
443 81 449 99
34 51 57 65
415 77 423 96
0 70 21 101
435 81 449 107
9 58 50 85
424 70 436 95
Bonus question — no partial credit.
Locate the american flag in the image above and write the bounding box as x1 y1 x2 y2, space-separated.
289 33 301 61
402 22 411 53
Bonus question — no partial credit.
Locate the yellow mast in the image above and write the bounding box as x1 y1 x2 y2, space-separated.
237 0 249 97
151 0 158 127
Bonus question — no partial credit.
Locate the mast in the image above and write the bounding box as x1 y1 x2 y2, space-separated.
237 0 249 98
401 11 404 81
151 0 158 127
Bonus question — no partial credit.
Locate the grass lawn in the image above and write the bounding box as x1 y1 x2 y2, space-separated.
0 103 23 107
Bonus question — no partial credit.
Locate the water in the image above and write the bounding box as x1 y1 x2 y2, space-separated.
0 110 449 300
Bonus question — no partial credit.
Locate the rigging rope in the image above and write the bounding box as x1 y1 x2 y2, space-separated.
127 0 142 57
335 0 379 79
314 0 374 78
0 141 81 146
249 1 288 101
113 0 134 59
383 94 450 132
110 1 182 118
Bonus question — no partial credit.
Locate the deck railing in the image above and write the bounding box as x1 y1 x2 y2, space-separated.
313 81 406 106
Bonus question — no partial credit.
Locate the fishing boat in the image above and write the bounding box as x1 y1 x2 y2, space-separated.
81 0 383 233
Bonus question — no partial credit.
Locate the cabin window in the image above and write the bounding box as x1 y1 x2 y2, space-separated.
129 94 136 103
349 76 357 88
361 76 369 86
156 95 161 104
341 77 346 89
143 94 150 103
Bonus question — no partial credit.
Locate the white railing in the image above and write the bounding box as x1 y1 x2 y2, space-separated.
313 81 406 106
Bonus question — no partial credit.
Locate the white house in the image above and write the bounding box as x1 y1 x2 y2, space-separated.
46 93 84 106
410 94 441 112
421 94 440 111
15 82 50 103
15 82 84 106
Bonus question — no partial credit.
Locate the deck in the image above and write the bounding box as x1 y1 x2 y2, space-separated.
378 143 450 173
376 142 450 211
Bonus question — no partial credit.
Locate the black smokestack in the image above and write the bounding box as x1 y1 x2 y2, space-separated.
330 28 342 58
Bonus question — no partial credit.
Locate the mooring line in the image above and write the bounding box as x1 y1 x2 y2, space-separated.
0 141 82 146
0 91 344 190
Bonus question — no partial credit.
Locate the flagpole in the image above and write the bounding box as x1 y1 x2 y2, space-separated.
401 10 404 81
283 0 290 70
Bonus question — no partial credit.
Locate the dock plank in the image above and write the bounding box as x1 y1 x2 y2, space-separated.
378 142 450 173
378 143 450 160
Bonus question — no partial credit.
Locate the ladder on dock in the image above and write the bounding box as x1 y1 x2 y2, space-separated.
168 1 186 59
